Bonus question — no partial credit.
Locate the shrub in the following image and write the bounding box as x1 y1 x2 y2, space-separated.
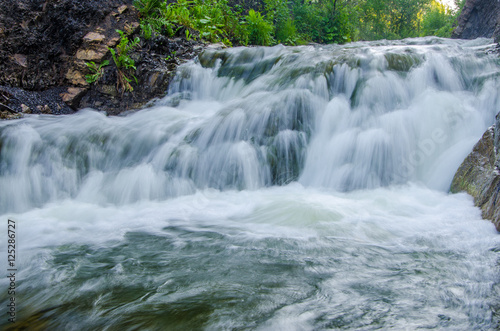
246 9 274 46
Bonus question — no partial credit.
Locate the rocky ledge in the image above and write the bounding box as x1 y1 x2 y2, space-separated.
451 119 500 231
452 0 500 42
0 0 204 118
449 0 500 230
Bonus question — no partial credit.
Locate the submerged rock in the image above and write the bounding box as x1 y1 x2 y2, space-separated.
451 121 500 231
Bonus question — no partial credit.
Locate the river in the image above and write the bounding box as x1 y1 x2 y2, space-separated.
1 37 500 329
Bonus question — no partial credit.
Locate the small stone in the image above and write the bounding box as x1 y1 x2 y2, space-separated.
0 111 23 120
132 103 144 109
76 46 108 61
125 22 140 34
60 87 87 109
21 104 31 113
41 105 51 114
107 37 120 47
118 5 128 14
206 42 227 50
66 69 88 86
98 85 118 97
83 32 106 44
13 54 28 67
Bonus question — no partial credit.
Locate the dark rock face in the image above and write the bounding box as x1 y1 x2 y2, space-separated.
451 119 500 231
79 36 204 115
0 0 130 90
452 0 500 41
0 0 204 117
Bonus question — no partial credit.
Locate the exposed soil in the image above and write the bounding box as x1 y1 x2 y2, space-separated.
0 0 205 117
0 0 131 90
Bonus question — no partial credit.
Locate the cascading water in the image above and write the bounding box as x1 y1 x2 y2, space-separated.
1 37 500 329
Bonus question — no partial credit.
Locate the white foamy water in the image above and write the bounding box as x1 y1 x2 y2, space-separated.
1 37 500 329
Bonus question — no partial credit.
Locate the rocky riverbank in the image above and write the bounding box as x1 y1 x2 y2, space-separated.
451 123 500 231
449 0 500 230
0 0 205 118
451 0 500 42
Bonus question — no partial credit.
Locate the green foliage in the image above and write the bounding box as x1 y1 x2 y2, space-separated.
133 0 162 17
421 1 454 37
264 0 298 45
133 0 464 47
275 17 297 45
141 16 175 39
85 60 109 84
109 30 140 92
135 0 248 46
166 0 193 27
110 30 140 70
246 9 274 46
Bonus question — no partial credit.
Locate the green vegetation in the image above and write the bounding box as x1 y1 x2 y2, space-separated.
133 0 464 46
84 60 109 84
109 29 140 92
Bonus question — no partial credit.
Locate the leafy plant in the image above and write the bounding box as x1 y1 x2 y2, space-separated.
133 0 459 48
421 0 455 37
109 29 140 92
134 0 162 17
165 0 193 27
246 9 274 46
85 60 109 84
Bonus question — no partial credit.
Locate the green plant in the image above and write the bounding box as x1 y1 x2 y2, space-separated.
421 0 455 37
165 51 177 61
84 60 109 84
246 9 274 46
274 1 297 44
109 29 140 92
165 0 193 27
134 0 162 17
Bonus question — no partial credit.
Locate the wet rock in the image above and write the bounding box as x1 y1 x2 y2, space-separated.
452 0 500 41
76 46 109 62
0 0 132 90
98 85 119 97
60 87 88 108
0 111 23 120
13 54 28 68
66 68 88 87
21 104 31 113
83 32 106 44
451 125 500 231
118 5 129 14
79 35 205 115
40 105 52 114
0 0 206 116
0 86 74 115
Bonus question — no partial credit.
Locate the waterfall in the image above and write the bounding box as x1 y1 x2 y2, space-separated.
1 37 500 329
2 38 499 213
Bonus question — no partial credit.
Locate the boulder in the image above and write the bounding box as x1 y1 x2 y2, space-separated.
451 117 500 231
452 0 500 41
